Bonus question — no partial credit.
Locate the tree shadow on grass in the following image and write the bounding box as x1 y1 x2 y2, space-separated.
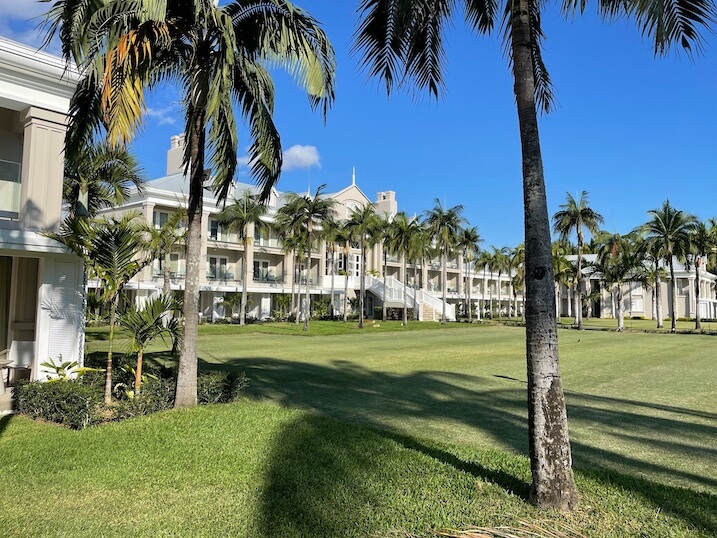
212 355 717 536
0 414 13 440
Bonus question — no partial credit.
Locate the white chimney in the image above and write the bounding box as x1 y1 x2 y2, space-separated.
166 134 186 175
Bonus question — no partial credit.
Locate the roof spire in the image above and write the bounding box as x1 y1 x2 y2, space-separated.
352 166 356 186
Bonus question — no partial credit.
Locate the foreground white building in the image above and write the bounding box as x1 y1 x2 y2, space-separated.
104 136 521 322
0 38 84 403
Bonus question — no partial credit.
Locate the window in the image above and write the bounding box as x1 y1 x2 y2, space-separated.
0 159 21 217
207 256 229 279
254 260 276 282
153 210 169 228
209 219 219 240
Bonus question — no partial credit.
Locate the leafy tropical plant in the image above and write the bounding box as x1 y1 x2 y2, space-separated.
423 199 466 323
118 294 181 395
44 0 336 408
346 203 382 328
63 142 144 218
553 191 604 329
219 191 268 326
638 200 697 332
40 358 103 382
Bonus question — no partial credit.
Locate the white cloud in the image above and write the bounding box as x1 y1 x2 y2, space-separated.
145 106 177 126
282 145 320 172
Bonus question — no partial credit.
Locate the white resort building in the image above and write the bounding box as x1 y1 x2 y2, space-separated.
104 135 521 322
0 38 84 405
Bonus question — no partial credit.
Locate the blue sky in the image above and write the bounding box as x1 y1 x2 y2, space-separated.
2 1 715 247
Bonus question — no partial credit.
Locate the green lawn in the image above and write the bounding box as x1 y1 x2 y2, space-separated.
2 322 716 537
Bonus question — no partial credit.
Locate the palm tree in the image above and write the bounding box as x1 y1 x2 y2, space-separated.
489 247 510 319
119 294 180 395
378 212 393 321
277 185 336 331
346 203 381 328
512 243 526 320
218 191 268 326
594 232 638 331
322 217 342 318
459 226 482 321
353 0 711 509
275 216 304 323
639 201 697 332
408 224 433 320
475 250 493 319
334 225 355 322
552 192 604 329
46 0 335 408
423 200 466 324
387 212 421 325
47 214 153 403
687 221 715 330
145 210 186 295
63 142 144 218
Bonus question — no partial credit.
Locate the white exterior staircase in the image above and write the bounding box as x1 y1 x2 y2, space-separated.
365 275 455 321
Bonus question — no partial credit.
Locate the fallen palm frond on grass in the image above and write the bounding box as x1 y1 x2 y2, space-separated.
431 521 586 538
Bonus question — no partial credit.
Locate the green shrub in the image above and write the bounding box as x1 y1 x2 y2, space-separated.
114 377 175 420
15 380 104 430
197 371 248 404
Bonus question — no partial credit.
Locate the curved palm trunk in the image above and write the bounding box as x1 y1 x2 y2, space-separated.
175 110 205 409
573 287 580 326
695 260 701 330
343 255 350 323
441 249 447 323
240 236 249 326
669 257 677 333
511 0 578 509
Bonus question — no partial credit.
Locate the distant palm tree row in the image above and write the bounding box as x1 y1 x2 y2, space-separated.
550 193 717 333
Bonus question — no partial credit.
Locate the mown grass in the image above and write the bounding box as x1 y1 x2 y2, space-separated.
0 403 714 537
6 322 715 536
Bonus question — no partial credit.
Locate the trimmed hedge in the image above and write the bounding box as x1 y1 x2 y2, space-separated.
15 370 248 430
15 381 104 430
373 306 415 321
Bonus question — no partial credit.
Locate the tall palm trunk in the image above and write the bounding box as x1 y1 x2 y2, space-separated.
104 298 118 404
241 236 249 326
343 246 350 322
576 231 584 329
694 259 701 330
359 239 366 328
497 271 503 319
566 285 572 318
616 285 625 331
573 287 579 325
402 254 408 325
441 249 447 323
163 255 171 295
382 252 388 321
296 253 303 326
175 109 205 409
413 265 419 320
329 247 336 318
467 264 472 322
291 250 297 320
668 257 677 332
511 0 578 509
304 226 312 331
